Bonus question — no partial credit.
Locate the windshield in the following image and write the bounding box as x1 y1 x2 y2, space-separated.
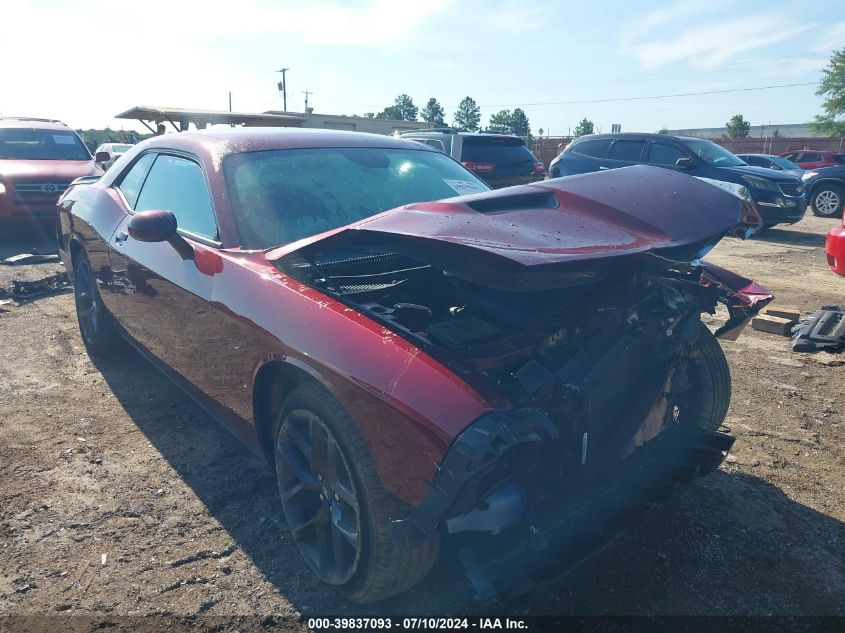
683 139 746 167
225 147 490 249
110 144 132 153
768 155 802 171
0 128 91 160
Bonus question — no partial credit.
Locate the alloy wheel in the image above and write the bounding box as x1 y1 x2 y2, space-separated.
275 409 362 585
815 190 841 216
74 259 101 343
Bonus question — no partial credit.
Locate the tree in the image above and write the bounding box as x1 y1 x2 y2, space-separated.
573 118 594 136
725 114 751 138
510 108 531 136
420 98 445 125
453 96 481 132
488 109 513 133
393 94 418 121
377 94 418 121
811 47 845 136
376 105 402 120
657 127 669 134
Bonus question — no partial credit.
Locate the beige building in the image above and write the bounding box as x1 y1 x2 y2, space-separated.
264 110 435 135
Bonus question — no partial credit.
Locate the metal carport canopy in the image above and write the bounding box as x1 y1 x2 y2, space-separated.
115 106 306 133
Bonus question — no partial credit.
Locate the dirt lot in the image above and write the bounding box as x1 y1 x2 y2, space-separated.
1 216 844 629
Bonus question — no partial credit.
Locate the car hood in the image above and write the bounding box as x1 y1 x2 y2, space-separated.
805 165 845 179
0 159 99 182
717 164 801 183
269 165 760 290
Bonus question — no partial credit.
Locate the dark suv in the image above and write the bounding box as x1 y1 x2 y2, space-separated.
398 128 545 189
0 118 101 223
550 133 806 227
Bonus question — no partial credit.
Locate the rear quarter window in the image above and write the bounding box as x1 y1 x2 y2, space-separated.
460 138 536 165
571 139 611 159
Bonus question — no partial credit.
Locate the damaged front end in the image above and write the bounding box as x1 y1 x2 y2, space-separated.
270 166 772 599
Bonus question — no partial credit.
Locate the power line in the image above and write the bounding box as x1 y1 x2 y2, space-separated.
317 81 820 113
475 81 820 108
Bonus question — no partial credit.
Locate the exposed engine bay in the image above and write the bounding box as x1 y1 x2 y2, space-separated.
280 244 756 468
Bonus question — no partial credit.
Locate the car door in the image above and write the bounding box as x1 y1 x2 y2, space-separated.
105 152 224 384
644 141 691 172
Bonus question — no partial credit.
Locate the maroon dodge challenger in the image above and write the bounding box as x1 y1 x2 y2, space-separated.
57 129 772 602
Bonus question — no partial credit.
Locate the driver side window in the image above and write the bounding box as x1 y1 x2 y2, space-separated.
135 154 218 240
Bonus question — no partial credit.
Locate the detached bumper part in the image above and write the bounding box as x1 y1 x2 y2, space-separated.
459 424 734 602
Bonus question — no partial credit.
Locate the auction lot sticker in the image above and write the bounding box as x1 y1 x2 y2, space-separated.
443 179 487 196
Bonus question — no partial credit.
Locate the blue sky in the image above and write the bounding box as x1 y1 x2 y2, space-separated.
2 0 843 135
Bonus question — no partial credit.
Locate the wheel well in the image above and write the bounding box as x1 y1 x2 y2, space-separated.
810 179 845 196
253 361 315 465
69 238 83 266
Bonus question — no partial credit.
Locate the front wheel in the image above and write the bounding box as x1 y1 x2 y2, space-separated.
678 323 731 431
812 184 844 218
73 254 124 356
273 382 439 603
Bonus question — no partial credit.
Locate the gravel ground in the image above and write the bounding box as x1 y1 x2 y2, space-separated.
1 216 844 631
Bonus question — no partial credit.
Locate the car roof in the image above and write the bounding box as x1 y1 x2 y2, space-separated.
782 149 842 155
571 132 705 143
400 130 524 140
138 127 437 156
0 117 72 131
737 153 778 158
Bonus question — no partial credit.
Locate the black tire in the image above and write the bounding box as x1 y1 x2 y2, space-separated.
73 254 124 356
811 183 845 218
273 381 439 603
680 324 731 431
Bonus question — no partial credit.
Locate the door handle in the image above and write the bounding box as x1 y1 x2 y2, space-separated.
114 231 129 245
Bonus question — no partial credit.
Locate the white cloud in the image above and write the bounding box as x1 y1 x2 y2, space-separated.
624 16 812 69
641 0 726 29
83 0 453 47
0 0 455 129
810 21 845 54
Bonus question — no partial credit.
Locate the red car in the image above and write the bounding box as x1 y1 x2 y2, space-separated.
0 117 102 223
780 149 845 170
57 129 771 602
826 214 845 276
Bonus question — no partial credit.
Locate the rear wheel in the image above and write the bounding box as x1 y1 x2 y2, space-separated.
678 324 731 431
73 254 124 356
273 382 439 602
812 184 844 218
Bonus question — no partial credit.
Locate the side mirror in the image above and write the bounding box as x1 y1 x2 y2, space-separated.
127 210 193 260
675 157 694 169
95 151 111 163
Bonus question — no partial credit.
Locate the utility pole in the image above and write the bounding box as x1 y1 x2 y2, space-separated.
303 90 313 113
276 68 289 111
228 91 232 112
